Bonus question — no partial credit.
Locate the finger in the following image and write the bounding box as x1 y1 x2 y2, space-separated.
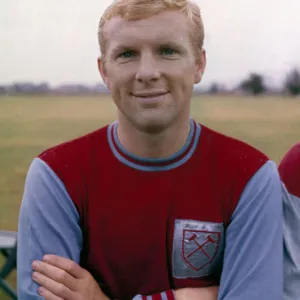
32 271 75 300
38 287 64 300
42 255 86 279
32 261 77 291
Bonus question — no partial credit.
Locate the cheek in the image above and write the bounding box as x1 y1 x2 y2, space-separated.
168 60 196 79
171 74 195 106
109 67 133 90
108 74 133 109
106 74 123 95
170 67 195 92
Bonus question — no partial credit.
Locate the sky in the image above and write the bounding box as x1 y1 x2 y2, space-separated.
1 0 300 88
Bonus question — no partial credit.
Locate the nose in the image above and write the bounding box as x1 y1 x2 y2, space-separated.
135 52 160 83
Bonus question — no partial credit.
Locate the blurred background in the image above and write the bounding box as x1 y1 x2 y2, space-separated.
1 0 300 298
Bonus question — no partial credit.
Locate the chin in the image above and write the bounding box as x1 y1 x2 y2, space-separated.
134 113 172 134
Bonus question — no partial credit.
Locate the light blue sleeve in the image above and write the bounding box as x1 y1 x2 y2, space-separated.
217 160 283 300
17 158 83 300
282 184 300 300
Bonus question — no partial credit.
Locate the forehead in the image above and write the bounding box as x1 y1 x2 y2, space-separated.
104 11 191 50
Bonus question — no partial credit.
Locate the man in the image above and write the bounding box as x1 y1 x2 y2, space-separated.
279 143 300 300
17 0 283 299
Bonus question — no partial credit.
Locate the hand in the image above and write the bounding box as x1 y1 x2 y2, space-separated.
32 254 109 300
175 287 219 300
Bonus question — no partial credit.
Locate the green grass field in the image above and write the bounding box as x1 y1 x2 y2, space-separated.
0 94 300 298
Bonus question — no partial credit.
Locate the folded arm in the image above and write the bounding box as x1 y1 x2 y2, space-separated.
18 158 217 300
17 158 83 299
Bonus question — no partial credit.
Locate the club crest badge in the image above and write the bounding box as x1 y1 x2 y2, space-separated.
172 219 225 278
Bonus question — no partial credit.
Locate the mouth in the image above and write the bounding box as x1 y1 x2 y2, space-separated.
131 91 169 102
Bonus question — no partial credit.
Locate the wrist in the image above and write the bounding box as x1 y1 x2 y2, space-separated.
133 290 175 300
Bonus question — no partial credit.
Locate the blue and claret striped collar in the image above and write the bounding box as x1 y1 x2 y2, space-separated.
107 118 201 172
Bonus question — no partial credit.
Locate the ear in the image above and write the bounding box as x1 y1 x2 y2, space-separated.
194 49 206 84
97 57 110 90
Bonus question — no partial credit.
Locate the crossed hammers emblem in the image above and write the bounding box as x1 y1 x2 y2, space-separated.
186 233 216 259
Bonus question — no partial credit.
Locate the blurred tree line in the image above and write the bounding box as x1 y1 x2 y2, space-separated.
0 68 300 97
238 68 300 96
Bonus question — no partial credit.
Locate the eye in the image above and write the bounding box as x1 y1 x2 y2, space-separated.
119 51 135 58
160 48 176 56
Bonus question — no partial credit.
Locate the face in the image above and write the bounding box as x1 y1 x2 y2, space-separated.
98 10 206 132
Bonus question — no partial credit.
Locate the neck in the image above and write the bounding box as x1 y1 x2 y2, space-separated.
116 116 191 159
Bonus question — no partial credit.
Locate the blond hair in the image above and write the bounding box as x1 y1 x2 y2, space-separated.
98 0 204 60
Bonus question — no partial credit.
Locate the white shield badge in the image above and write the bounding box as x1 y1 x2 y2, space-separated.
182 229 221 271
172 219 225 278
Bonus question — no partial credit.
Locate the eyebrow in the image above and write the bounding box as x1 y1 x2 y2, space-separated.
159 41 187 52
110 45 131 57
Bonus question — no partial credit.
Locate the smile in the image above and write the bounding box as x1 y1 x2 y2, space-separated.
132 91 169 98
131 91 169 103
